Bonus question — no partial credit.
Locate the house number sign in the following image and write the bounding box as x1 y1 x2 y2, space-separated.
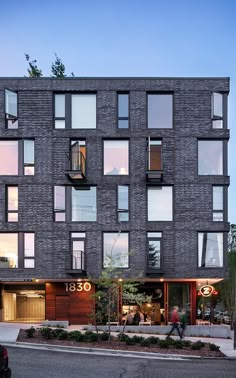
64 282 91 292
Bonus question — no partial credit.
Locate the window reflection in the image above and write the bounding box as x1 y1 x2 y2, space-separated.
7 186 18 222
72 187 97 221
198 141 223 175
148 94 173 129
198 232 223 267
0 233 18 268
5 90 18 129
118 185 129 221
72 94 96 129
148 187 173 221
103 232 129 268
104 140 129 175
0 141 18 175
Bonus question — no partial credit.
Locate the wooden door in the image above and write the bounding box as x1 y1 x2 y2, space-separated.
55 296 69 321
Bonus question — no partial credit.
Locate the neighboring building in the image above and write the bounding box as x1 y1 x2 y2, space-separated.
0 77 230 324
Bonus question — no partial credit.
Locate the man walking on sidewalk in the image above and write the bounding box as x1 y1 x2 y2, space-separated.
167 306 182 339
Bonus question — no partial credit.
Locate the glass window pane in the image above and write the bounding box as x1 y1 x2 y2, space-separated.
24 140 34 164
0 141 18 175
55 95 65 118
213 212 223 221
24 166 35 175
198 141 223 175
71 233 86 238
0 233 18 268
147 232 162 238
8 213 18 222
104 140 129 175
118 94 129 117
54 186 65 211
118 186 128 211
148 95 173 128
24 259 35 268
5 90 17 118
72 187 97 221
24 233 35 257
8 187 18 211
103 233 129 268
55 213 65 222
55 120 65 129
72 94 96 129
198 232 223 267
213 186 223 210
72 240 84 269
7 119 18 129
148 240 160 268
118 120 129 129
212 120 223 129
213 93 223 118
148 187 173 221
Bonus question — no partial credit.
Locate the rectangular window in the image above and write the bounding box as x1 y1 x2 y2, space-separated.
198 232 223 268
148 94 173 129
72 187 97 221
55 94 66 129
103 232 129 268
213 186 224 221
72 94 96 129
148 186 173 221
0 140 35 176
147 232 162 270
71 139 86 171
117 185 129 221
71 232 86 270
24 233 35 268
118 93 129 128
0 140 18 175
198 140 223 175
212 93 223 129
54 186 66 221
24 140 35 175
7 186 18 222
147 139 162 170
104 140 129 175
5 89 18 129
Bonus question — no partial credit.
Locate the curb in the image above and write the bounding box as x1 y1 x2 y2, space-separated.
4 342 235 360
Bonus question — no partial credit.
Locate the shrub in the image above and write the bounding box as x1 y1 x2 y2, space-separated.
132 335 144 343
85 332 99 342
25 327 36 338
140 338 151 347
191 341 205 350
182 340 191 347
51 328 68 338
68 331 82 341
57 330 68 340
165 336 175 346
146 336 159 345
173 340 184 349
118 333 130 342
39 327 53 339
159 340 169 349
75 333 86 342
100 332 109 341
209 343 220 351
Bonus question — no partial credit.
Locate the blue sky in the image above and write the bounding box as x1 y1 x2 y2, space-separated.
0 0 235 222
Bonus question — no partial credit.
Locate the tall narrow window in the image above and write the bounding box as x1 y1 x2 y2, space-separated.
103 232 129 268
147 232 162 270
24 233 35 268
148 186 173 221
213 186 224 221
72 94 96 129
72 187 97 221
71 233 86 270
104 140 129 175
54 186 66 221
198 140 223 175
147 139 162 170
0 140 18 175
117 185 129 221
212 93 223 129
54 94 65 129
7 186 18 222
198 232 223 268
0 233 18 268
148 94 173 129
5 90 18 129
118 93 129 128
71 140 86 172
24 140 35 175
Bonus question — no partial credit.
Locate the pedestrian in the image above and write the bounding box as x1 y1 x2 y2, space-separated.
126 310 134 325
180 308 187 338
167 306 182 338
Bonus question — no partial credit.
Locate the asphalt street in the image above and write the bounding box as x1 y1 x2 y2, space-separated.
8 346 236 378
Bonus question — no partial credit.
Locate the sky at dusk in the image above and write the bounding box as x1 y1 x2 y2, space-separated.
0 0 235 223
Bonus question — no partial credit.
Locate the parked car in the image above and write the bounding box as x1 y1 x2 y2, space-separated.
0 345 11 377
222 311 232 325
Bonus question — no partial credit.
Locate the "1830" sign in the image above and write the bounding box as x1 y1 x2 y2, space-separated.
64 282 92 292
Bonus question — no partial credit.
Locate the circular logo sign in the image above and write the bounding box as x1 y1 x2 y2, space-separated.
199 285 214 297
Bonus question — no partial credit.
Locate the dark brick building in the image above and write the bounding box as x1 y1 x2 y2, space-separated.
0 77 230 324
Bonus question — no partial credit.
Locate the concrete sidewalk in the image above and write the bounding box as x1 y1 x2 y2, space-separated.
0 322 236 359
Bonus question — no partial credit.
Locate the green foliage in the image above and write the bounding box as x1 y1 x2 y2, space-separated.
38 327 53 339
146 336 160 345
209 343 220 351
159 340 169 348
165 336 176 346
118 333 130 342
126 337 137 345
191 340 205 350
68 330 82 341
132 335 144 343
173 340 184 349
182 339 192 347
100 332 109 341
51 328 68 338
84 331 99 342
25 327 36 338
140 338 151 347
51 54 66 77
25 54 43 77
56 330 68 340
